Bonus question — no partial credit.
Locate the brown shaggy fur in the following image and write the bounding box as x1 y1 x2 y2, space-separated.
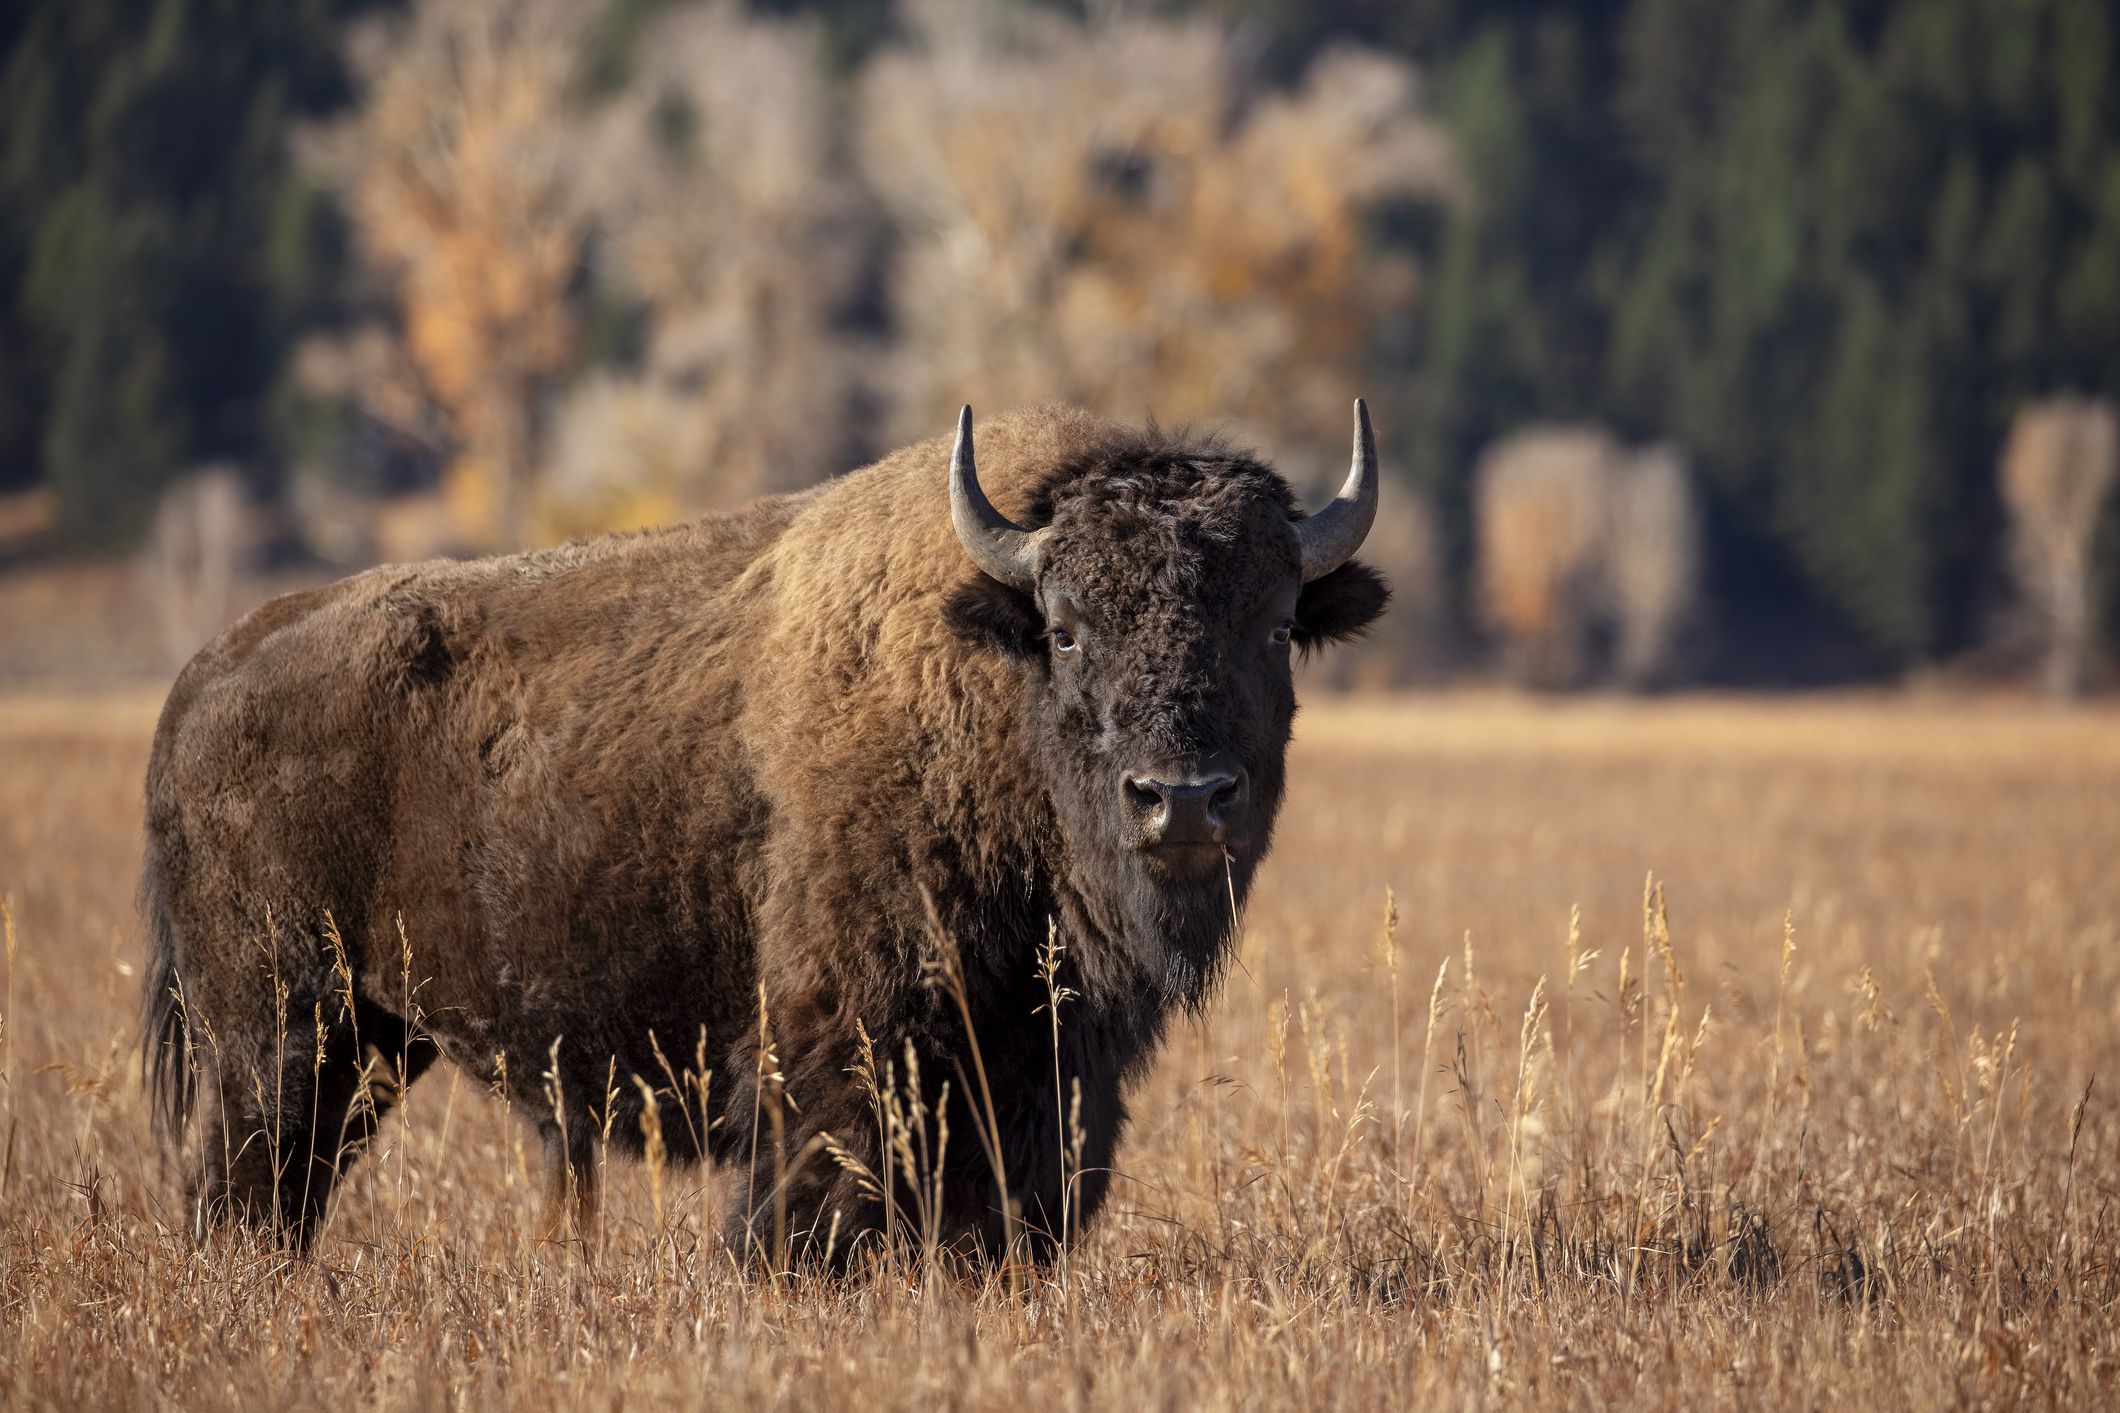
141 404 1387 1261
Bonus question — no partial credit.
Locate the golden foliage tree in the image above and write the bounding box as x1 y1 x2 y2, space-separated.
1475 425 1699 689
1475 428 1612 689
142 466 251 670
2000 395 2119 697
857 0 1457 455
1605 445 1698 689
545 1 867 531
317 0 594 550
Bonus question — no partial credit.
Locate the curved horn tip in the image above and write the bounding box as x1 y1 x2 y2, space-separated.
1293 397 1382 581
947 402 1043 592
1353 398 1377 467
1352 397 1377 485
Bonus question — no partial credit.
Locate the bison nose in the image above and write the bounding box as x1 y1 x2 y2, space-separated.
1122 767 1248 849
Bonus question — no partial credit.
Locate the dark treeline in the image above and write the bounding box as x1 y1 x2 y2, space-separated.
2 0 2116 681
0 0 376 545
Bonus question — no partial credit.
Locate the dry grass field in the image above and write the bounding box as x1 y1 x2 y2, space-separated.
1 688 2116 1409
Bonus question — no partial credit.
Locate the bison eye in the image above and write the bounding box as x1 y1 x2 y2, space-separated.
1050 627 1079 654
1270 619 1295 646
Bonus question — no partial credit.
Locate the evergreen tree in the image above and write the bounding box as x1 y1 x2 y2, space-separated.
1405 0 2120 667
0 0 369 547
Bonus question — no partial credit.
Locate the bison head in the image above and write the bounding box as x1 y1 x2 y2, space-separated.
943 404 1389 1004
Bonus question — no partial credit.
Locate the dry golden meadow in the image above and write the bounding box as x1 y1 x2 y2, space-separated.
2 688 2117 1409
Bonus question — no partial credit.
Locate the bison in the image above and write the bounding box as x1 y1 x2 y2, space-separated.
141 402 1388 1262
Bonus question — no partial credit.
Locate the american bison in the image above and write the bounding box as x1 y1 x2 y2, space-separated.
142 402 1388 1262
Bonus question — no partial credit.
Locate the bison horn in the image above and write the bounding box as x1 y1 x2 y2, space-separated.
1294 399 1381 581
949 405 1046 592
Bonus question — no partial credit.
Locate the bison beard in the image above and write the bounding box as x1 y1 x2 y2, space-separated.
139 403 1387 1265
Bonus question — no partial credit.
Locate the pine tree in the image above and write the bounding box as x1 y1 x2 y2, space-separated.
0 0 366 547
1407 0 2120 668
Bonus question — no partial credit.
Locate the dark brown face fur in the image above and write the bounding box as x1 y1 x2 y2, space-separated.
946 432 1388 1005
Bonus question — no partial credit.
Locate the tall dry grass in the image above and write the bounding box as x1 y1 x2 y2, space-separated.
0 691 2115 1408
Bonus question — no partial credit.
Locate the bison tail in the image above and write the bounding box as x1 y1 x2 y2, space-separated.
139 850 196 1145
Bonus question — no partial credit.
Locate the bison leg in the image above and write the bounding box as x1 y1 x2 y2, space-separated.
307 1002 438 1226
721 1130 881 1271
537 1122 600 1247
716 1048 883 1270
188 996 433 1249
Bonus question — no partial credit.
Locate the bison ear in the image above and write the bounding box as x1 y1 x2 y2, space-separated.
943 576 1045 658
1293 560 1390 653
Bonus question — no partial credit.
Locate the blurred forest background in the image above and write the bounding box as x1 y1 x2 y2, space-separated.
1 0 2116 691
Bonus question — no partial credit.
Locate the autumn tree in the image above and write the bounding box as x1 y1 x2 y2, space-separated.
142 465 251 669
314 0 593 550
857 0 1456 457
1475 425 1699 689
1604 445 1697 690
1475 428 1612 689
544 0 869 532
2000 395 2118 697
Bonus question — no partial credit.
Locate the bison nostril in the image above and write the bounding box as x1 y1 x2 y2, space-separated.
1123 777 1164 818
1209 777 1242 818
